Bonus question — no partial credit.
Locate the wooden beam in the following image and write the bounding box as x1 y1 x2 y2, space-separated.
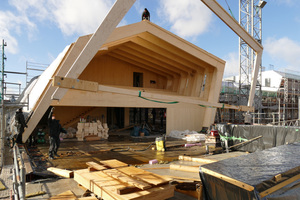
248 51 262 107
53 76 98 92
200 0 263 109
200 0 263 53
120 44 194 74
118 166 171 186
108 52 179 78
51 0 136 103
260 174 300 198
169 164 199 173
179 155 217 164
52 76 253 111
47 167 74 178
99 159 129 168
128 37 200 72
102 169 152 190
201 167 254 191
113 48 187 75
131 36 204 70
86 161 107 171
137 31 220 69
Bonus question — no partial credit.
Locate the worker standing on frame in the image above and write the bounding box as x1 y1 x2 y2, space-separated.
142 8 150 21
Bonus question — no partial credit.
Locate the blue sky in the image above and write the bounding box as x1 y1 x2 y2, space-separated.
1 0 300 92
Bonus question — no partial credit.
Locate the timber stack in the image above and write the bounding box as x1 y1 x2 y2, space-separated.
73 159 174 200
76 120 109 141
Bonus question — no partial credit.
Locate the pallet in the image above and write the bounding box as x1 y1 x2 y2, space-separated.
73 159 174 200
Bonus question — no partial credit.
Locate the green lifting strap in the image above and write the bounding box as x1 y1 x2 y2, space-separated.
219 134 248 142
138 91 179 104
199 103 224 109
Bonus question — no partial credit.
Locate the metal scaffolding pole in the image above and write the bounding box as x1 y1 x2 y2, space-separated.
0 39 6 172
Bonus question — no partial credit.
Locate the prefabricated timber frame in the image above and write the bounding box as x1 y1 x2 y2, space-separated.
52 76 254 111
22 0 262 142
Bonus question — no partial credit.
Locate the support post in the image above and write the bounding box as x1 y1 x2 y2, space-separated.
0 40 6 171
247 51 262 107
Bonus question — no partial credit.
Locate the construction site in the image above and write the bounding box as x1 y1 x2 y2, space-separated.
1 0 300 200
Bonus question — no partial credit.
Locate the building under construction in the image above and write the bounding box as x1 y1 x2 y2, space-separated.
217 70 300 125
1 0 300 200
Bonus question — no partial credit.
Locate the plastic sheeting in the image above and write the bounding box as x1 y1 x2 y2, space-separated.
215 124 300 152
200 143 300 200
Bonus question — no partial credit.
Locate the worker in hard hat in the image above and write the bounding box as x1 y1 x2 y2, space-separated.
142 8 150 21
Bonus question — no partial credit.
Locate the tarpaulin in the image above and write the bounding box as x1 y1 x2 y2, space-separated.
200 143 300 200
215 124 300 152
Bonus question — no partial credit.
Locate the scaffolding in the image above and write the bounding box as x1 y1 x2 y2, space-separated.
216 71 300 126
26 61 48 86
238 0 264 122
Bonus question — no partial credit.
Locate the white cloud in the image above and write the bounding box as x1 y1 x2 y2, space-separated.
0 10 36 54
49 0 115 36
1 0 115 54
223 52 239 78
8 0 115 37
158 0 212 38
265 37 300 71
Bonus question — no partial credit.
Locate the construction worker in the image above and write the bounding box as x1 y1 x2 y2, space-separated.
142 8 150 21
48 107 66 160
15 108 27 144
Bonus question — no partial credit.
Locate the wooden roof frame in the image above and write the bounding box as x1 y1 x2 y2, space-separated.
22 0 261 142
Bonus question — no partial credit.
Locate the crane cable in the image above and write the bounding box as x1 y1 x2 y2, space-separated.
224 0 236 20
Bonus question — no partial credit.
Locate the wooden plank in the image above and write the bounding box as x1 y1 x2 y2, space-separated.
118 166 171 186
84 135 101 141
179 155 217 164
22 151 33 174
201 167 254 192
53 76 98 92
100 159 129 168
162 175 200 182
201 0 263 52
274 174 282 182
78 197 99 200
260 174 300 198
229 135 263 149
86 162 107 171
74 169 174 200
49 190 76 200
102 169 152 190
74 169 128 200
170 164 199 173
47 167 74 178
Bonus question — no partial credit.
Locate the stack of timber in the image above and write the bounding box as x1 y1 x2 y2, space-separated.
141 152 247 181
200 143 300 200
76 120 109 141
73 159 174 200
